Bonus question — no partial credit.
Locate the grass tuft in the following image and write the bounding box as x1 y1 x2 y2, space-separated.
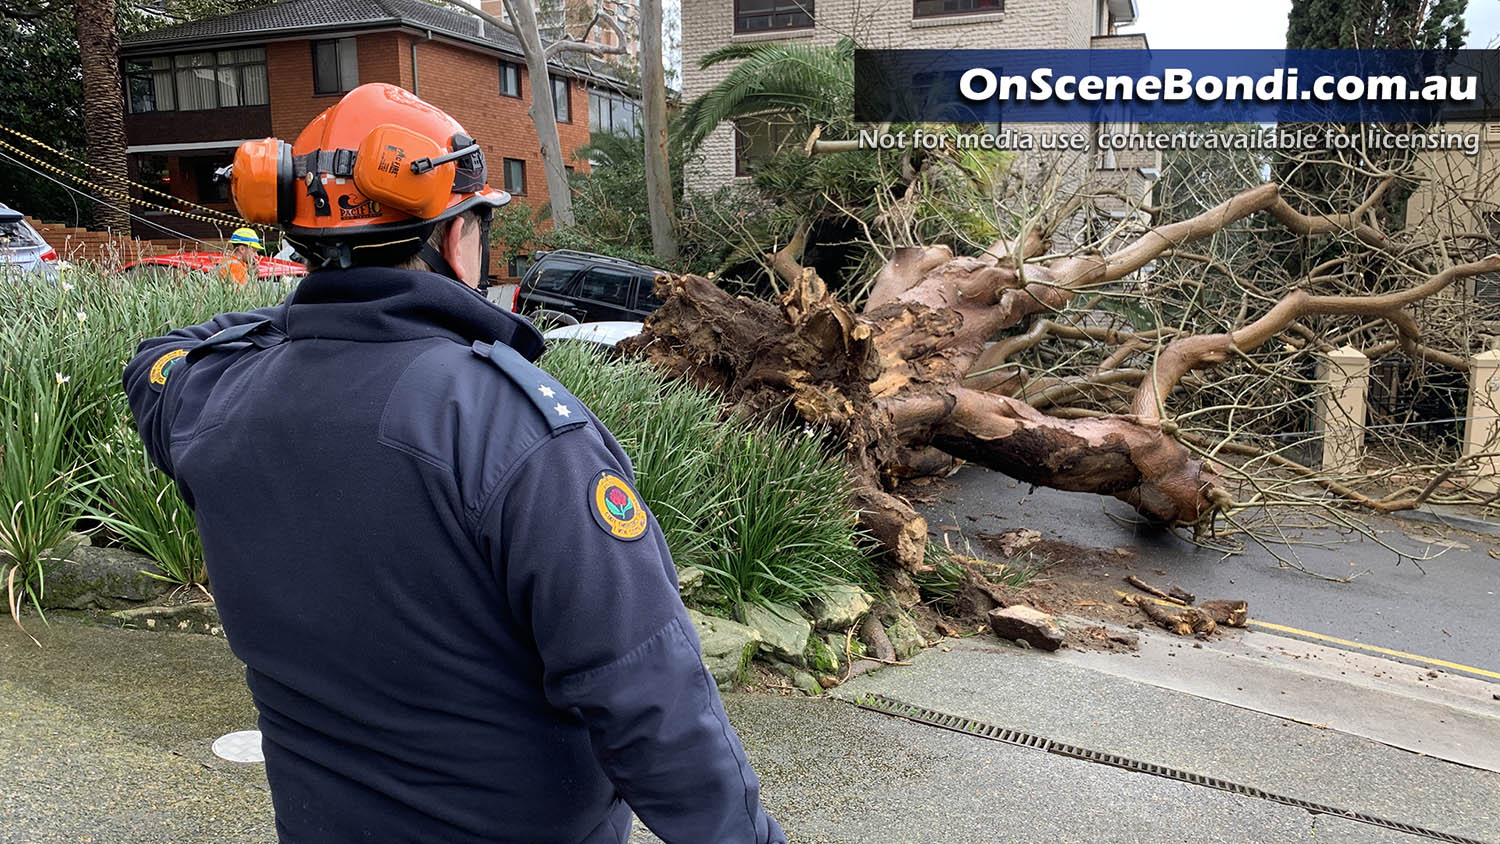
541 340 873 612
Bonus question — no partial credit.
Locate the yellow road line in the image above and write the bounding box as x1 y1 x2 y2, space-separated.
1245 620 1500 681
1109 590 1500 681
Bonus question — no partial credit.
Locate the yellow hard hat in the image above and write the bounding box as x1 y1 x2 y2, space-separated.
229 227 264 251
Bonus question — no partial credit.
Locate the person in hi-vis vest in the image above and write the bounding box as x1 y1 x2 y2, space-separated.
220 227 262 284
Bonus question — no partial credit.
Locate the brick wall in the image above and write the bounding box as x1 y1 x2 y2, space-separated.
268 33 414 140
27 218 233 267
411 37 593 204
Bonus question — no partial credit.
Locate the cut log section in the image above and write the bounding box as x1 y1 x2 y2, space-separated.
1122 594 1218 636
1124 575 1189 606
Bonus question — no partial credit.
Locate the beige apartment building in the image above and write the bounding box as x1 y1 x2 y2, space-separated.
681 0 1155 202
1406 123 1500 257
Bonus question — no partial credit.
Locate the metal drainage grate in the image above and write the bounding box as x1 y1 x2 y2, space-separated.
849 693 1491 844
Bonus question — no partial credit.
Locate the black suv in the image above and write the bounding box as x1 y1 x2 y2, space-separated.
517 250 665 325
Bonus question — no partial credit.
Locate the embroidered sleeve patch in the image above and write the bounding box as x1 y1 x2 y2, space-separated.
591 471 648 541
148 348 188 389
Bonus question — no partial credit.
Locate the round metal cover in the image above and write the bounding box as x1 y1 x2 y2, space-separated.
212 729 264 763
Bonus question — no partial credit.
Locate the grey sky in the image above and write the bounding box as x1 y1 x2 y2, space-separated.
1120 0 1500 49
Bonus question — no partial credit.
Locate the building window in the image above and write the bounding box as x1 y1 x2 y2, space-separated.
312 37 359 95
187 154 233 203
136 154 171 195
912 0 1001 18
1478 212 1500 302
507 254 529 278
127 48 267 113
734 0 813 32
589 88 641 136
126 57 175 112
499 60 521 97
503 158 526 194
733 115 798 176
551 75 571 123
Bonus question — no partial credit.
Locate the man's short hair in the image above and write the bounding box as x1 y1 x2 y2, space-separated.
394 211 480 271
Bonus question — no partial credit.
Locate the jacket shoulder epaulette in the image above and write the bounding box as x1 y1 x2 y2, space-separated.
186 319 285 362
470 340 588 435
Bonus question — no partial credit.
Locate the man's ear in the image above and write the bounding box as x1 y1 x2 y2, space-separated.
439 217 477 287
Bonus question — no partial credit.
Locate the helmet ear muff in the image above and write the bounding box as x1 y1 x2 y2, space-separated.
353 124 454 220
275 141 294 223
230 138 295 225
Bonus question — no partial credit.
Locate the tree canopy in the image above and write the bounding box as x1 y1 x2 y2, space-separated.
1286 0 1468 49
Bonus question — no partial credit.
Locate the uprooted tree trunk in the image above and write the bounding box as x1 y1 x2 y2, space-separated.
621 181 1500 573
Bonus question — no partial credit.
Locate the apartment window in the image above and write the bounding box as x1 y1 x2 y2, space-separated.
1478 212 1500 302
127 48 268 113
135 154 171 194
734 115 798 176
734 0 813 32
507 254 529 278
589 88 641 136
126 57 175 112
312 38 359 95
551 75 571 123
188 154 233 203
499 60 521 97
913 0 1001 17
503 158 526 194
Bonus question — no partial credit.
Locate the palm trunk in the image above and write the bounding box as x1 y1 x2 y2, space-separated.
76 0 128 233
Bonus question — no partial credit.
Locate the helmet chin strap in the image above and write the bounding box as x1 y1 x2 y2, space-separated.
418 212 493 290
418 242 462 284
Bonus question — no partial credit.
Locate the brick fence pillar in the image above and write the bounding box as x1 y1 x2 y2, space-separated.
1463 350 1500 494
1313 346 1370 474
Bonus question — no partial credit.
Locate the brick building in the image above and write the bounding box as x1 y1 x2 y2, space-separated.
681 0 1156 207
121 0 640 276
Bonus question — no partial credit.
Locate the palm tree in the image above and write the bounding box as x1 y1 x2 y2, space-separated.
76 0 129 233
678 38 854 153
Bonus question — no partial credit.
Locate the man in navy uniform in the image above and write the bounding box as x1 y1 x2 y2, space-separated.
123 83 784 843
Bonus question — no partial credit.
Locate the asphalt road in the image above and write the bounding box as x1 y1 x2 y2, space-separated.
918 465 1500 682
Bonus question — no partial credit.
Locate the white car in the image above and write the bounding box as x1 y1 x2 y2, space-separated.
0 203 59 280
541 321 644 348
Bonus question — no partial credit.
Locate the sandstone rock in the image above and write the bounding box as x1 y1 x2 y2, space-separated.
805 634 840 674
742 602 812 666
676 566 704 599
808 583 873 630
687 608 761 690
988 605 1065 651
770 661 824 696
881 607 925 660
111 602 222 636
43 546 172 610
790 670 822 696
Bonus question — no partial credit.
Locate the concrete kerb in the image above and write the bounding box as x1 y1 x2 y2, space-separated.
1389 505 1500 539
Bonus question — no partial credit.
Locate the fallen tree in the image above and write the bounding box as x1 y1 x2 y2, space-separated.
622 180 1500 573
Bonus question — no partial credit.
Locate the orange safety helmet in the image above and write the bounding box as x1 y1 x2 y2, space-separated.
227 83 509 271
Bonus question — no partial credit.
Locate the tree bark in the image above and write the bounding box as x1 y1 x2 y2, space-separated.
76 0 128 233
500 0 576 227
622 181 1498 570
639 0 677 260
